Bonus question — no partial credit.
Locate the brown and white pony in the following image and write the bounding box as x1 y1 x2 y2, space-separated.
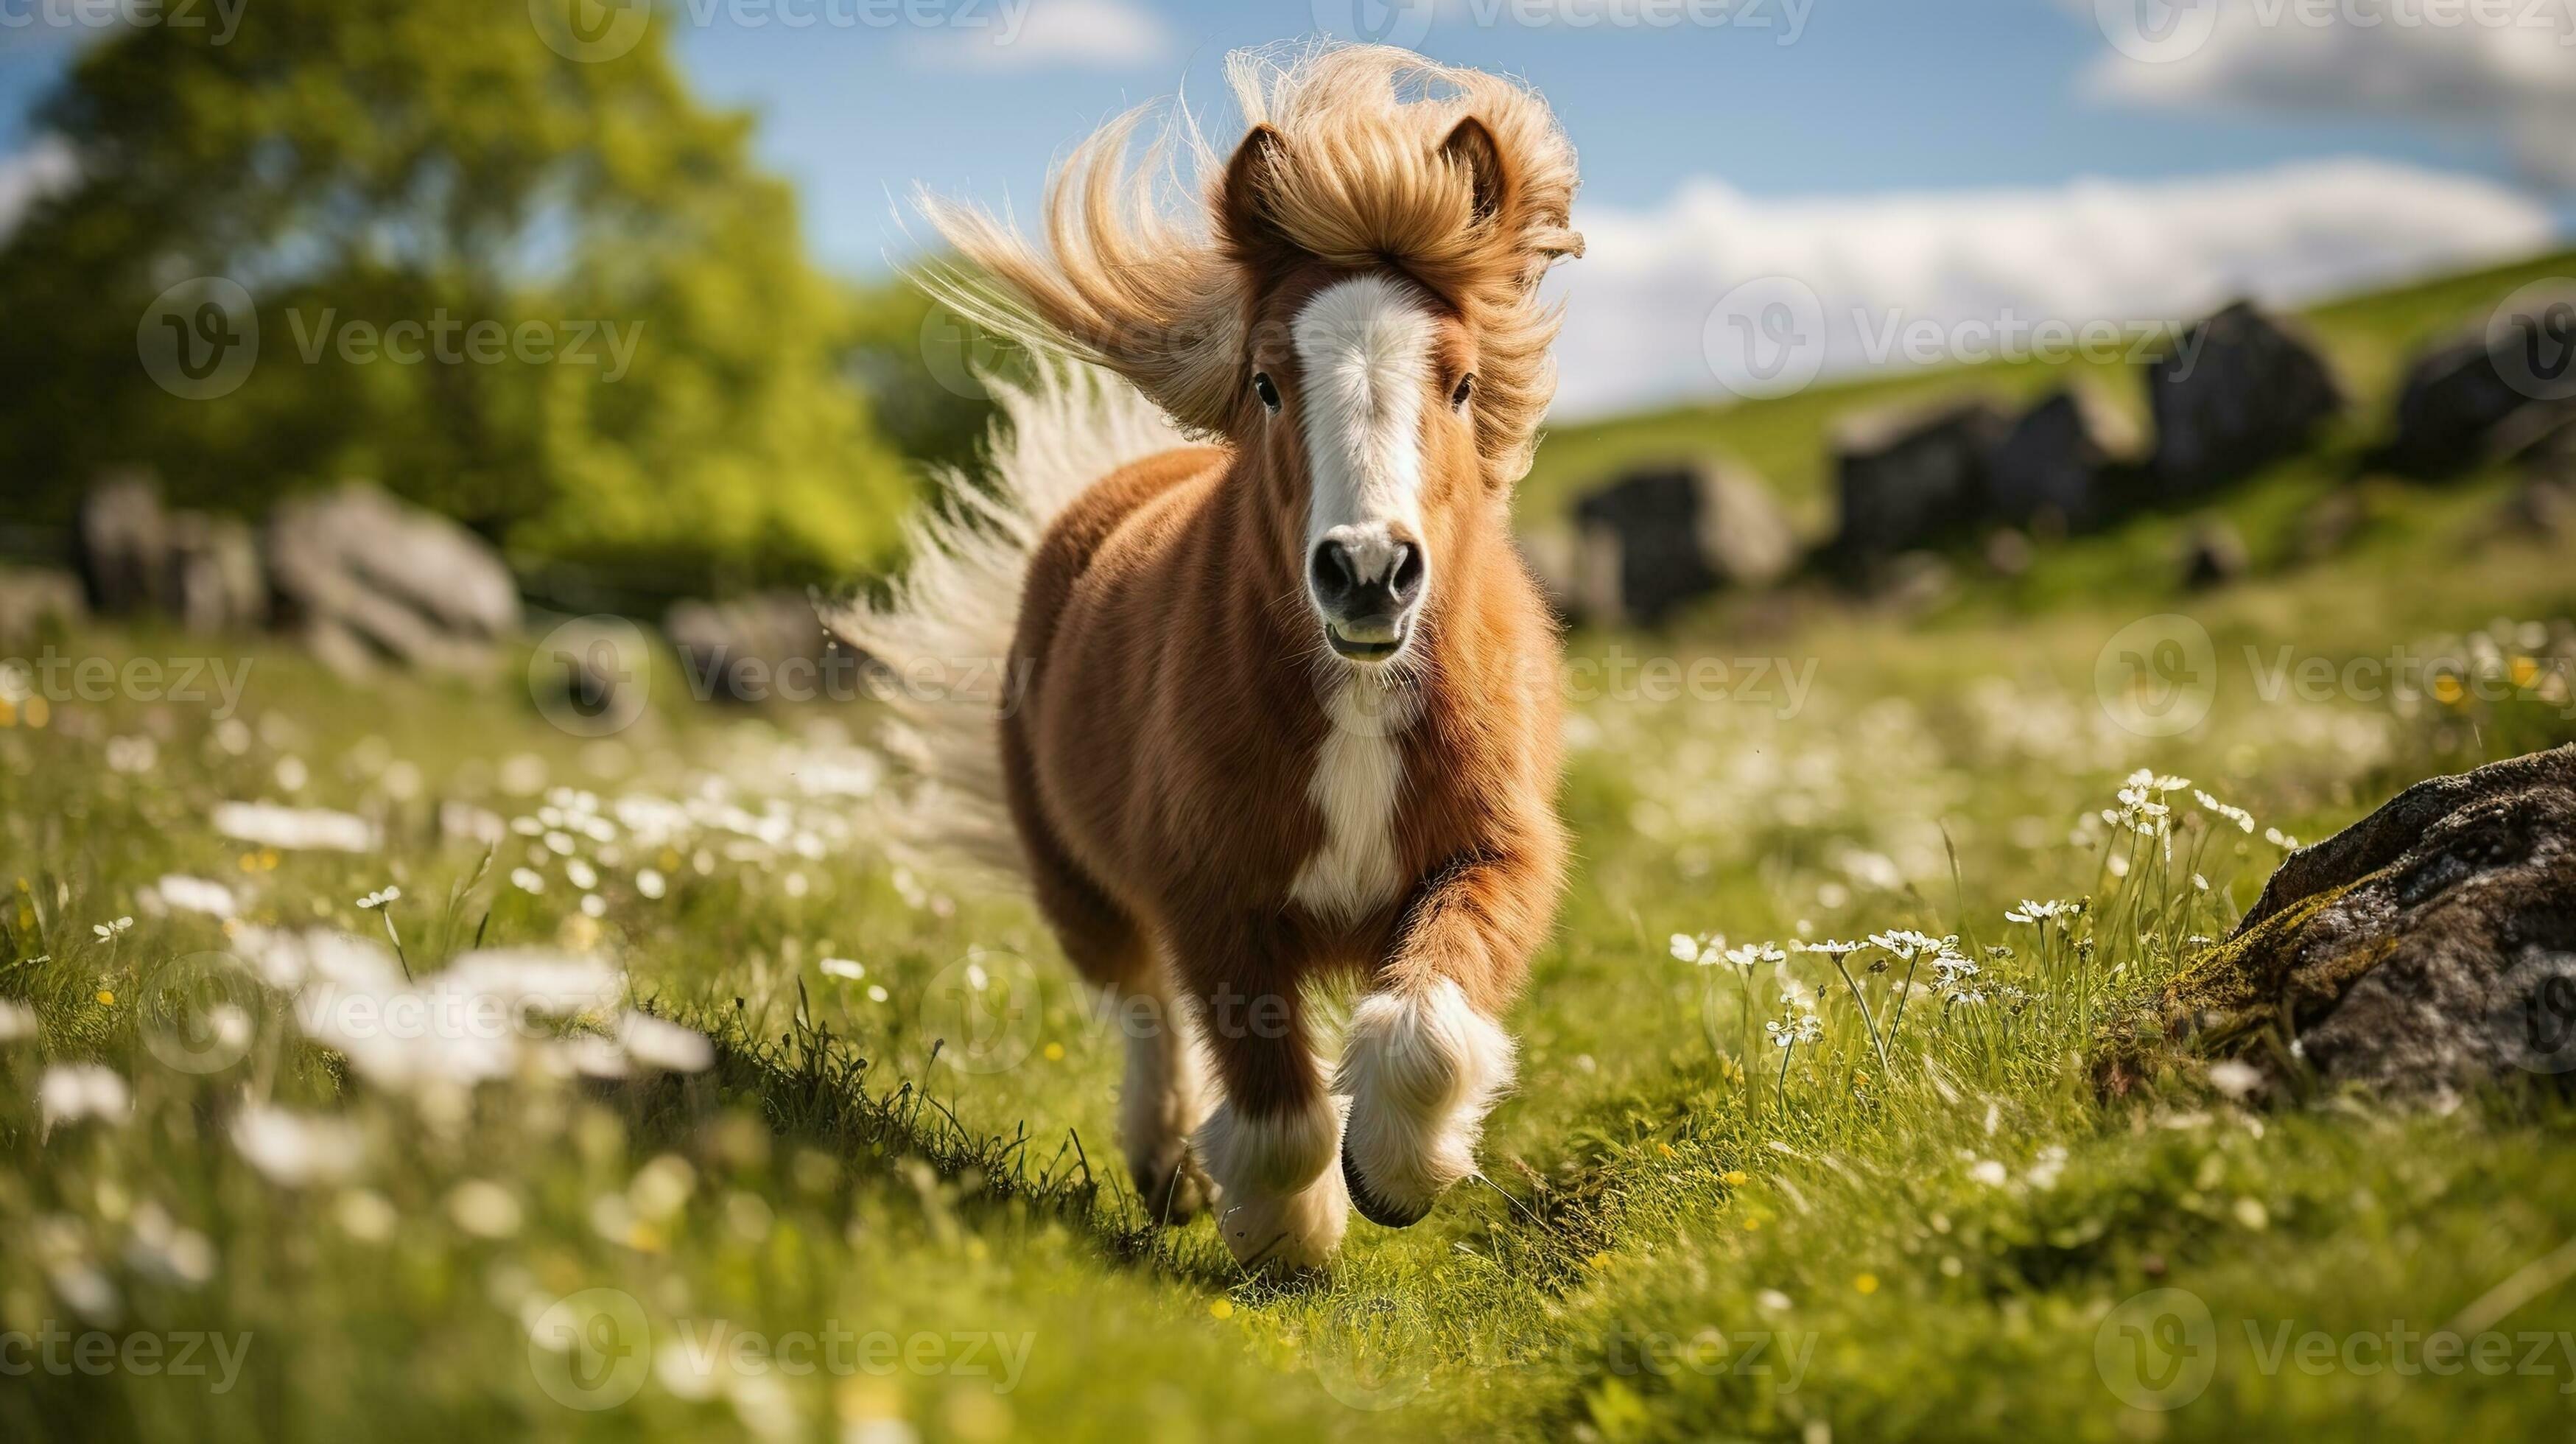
832 45 1581 1269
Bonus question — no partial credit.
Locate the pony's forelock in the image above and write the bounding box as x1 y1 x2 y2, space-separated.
913 43 1582 481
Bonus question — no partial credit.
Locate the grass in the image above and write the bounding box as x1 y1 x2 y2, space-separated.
6 250 2576 1442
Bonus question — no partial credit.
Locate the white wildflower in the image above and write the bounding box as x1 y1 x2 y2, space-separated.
40 1064 131 1129
212 801 378 853
92 916 134 941
618 1013 715 1074
230 1104 365 1187
2206 1059 2264 1102
819 958 865 981
0 999 38 1042
2192 791 2256 833
355 886 402 911
151 875 237 918
446 1180 522 1238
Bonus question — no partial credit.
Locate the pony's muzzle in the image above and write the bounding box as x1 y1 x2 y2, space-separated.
1310 527 1425 661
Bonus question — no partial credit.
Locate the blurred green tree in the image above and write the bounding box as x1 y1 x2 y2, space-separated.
0 0 918 599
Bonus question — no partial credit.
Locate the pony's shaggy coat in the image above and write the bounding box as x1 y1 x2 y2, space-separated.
833 44 1579 1267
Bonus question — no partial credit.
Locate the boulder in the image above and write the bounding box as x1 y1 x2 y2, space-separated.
2380 336 2538 479
0 567 85 643
2146 301 2342 496
75 469 172 615
1828 396 2012 567
2135 746 2576 1104
664 592 843 704
1565 459 1796 626
2180 519 2250 589
164 511 265 633
266 483 520 674
1987 388 2138 530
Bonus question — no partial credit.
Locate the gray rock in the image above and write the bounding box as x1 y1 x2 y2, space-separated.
2135 746 2576 1105
2381 335 2538 479
1565 459 1796 626
665 592 846 704
1988 388 2138 530
76 469 171 615
164 511 265 634
266 483 520 673
1828 396 2012 567
2147 301 2342 495
0 567 85 643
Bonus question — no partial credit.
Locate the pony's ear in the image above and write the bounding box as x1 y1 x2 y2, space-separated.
1220 123 1302 264
1439 116 1512 227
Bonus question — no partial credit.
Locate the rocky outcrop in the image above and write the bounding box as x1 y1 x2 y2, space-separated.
266 483 520 674
2382 285 2576 479
1828 396 2012 567
2147 301 2342 497
1564 459 1795 625
2133 746 2576 1103
1988 388 2138 530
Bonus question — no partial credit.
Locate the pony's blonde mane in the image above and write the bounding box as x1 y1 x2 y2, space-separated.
916 43 1582 482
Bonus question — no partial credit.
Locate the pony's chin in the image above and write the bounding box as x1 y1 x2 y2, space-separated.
1324 623 1408 664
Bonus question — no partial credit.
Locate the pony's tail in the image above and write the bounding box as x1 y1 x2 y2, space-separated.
822 357 1187 881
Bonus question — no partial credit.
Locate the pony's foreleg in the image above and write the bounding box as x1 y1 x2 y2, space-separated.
1183 959 1350 1270
1336 853 1545 1227
1111 969 1215 1221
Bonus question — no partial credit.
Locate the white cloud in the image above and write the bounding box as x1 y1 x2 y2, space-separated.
0 137 78 245
908 0 1173 72
2079 0 2576 188
1543 158 2558 418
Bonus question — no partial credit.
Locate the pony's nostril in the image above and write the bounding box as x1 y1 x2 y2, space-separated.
1310 541 1357 606
1388 543 1424 603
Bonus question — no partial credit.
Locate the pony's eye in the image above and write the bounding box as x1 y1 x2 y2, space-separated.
1451 372 1475 412
1252 372 1281 413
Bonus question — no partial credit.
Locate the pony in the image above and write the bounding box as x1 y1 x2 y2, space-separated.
830 43 1581 1270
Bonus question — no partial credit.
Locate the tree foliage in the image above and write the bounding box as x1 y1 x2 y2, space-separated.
0 0 917 596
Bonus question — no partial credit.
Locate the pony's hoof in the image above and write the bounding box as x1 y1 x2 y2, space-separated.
1134 1152 1211 1223
1341 1148 1431 1228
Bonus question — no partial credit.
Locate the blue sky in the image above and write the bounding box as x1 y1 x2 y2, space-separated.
3 0 2569 415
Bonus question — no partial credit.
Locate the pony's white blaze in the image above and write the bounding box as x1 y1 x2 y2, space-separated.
1291 273 1436 589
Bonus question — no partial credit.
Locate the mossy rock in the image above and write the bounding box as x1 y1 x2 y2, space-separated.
2110 745 2576 1104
